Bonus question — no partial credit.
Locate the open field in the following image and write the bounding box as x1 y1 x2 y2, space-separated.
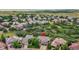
0 10 79 18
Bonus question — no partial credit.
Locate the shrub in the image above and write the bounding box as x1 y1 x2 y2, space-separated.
12 41 22 48
32 38 39 48
28 38 40 48
9 27 16 31
3 28 8 33
51 43 69 50
59 43 69 50
47 43 52 49
32 31 40 36
15 31 27 37
28 39 32 44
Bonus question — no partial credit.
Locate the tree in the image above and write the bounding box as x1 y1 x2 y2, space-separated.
0 34 6 43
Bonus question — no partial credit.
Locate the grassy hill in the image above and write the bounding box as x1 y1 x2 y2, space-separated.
0 9 79 17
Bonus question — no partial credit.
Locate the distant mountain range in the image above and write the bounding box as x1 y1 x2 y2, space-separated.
0 9 79 13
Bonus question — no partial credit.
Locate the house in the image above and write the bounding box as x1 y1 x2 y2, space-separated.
69 42 79 50
76 19 79 24
51 37 67 47
15 24 24 30
38 36 50 45
27 18 33 24
1 22 9 27
40 45 47 50
22 35 33 45
0 41 7 50
12 16 18 21
6 36 21 44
